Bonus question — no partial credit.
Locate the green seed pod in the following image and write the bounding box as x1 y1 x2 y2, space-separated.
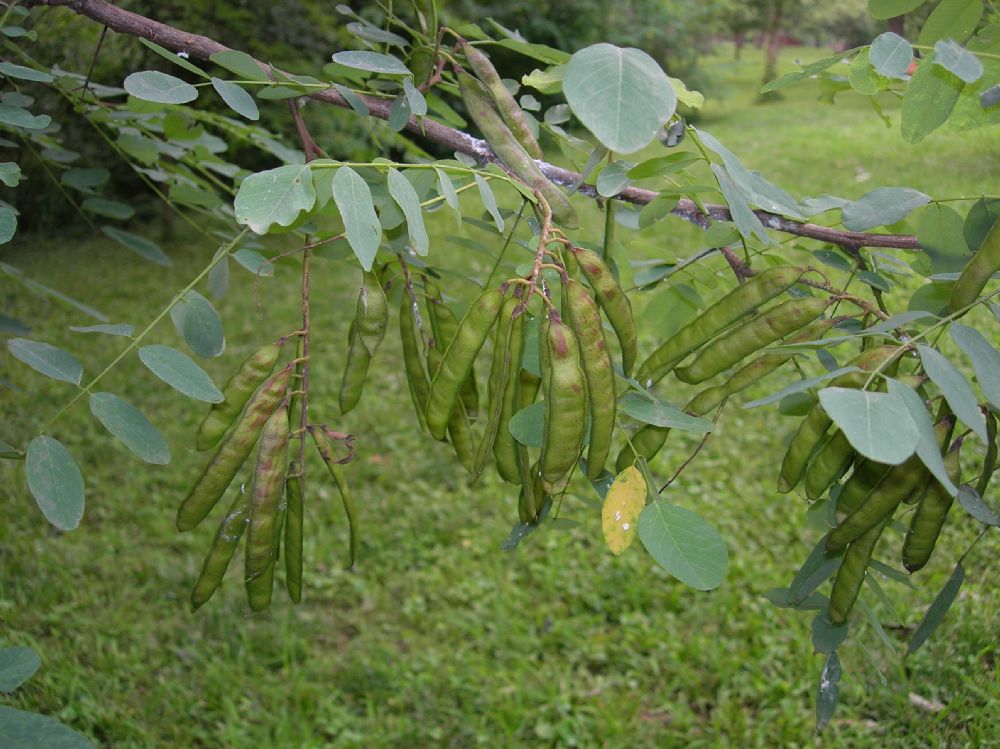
636 266 807 387
399 291 431 431
828 518 888 625
357 270 388 356
835 459 890 517
426 345 476 469
190 488 251 611
196 341 282 450
462 42 543 159
570 246 637 377
804 430 855 501
684 317 842 415
564 279 616 479
457 69 578 229
423 282 470 412
425 287 504 441
949 217 1000 314
245 402 290 612
430 299 479 421
777 405 832 495
539 313 588 488
777 345 902 494
178 365 292 532
687 353 790 415
312 427 359 568
676 296 831 384
504 365 541 493
517 482 533 524
470 298 522 482
284 461 304 603
339 320 372 415
490 298 527 484
827 418 953 553
903 442 961 573
615 424 670 474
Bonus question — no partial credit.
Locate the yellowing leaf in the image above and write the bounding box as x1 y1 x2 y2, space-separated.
601 465 646 555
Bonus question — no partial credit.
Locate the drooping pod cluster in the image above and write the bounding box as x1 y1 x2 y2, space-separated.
825 420 959 626
377 244 634 524
181 335 356 611
772 340 973 625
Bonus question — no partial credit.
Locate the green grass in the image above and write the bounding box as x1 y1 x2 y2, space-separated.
2 43 999 747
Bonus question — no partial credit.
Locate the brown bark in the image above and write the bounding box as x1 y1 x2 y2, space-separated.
761 0 785 90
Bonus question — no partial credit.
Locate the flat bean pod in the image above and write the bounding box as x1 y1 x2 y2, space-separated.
827 418 952 552
519 460 546 523
429 298 479 420
570 246 637 377
491 298 527 484
635 265 805 387
687 353 790 415
423 280 472 417
949 217 1000 314
311 427 359 568
777 345 901 494
684 317 841 415
828 518 888 625
177 365 292 532
676 296 831 384
196 340 282 450
399 291 431 431
425 287 504 440
245 403 290 612
457 69 578 228
462 42 543 159
565 279 616 479
428 347 476 469
540 314 588 488
778 405 832 494
835 459 890 517
357 270 388 356
284 461 304 603
472 297 522 482
804 430 855 501
190 489 251 610
510 369 542 496
903 443 961 573
339 320 371 415
615 424 670 474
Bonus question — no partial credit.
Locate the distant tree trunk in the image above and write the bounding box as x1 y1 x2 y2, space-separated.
888 15 905 36
734 30 745 59
760 0 785 98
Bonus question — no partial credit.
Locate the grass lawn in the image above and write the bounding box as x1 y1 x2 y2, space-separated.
1 43 998 747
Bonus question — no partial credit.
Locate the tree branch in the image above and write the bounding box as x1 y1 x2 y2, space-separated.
29 0 921 252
